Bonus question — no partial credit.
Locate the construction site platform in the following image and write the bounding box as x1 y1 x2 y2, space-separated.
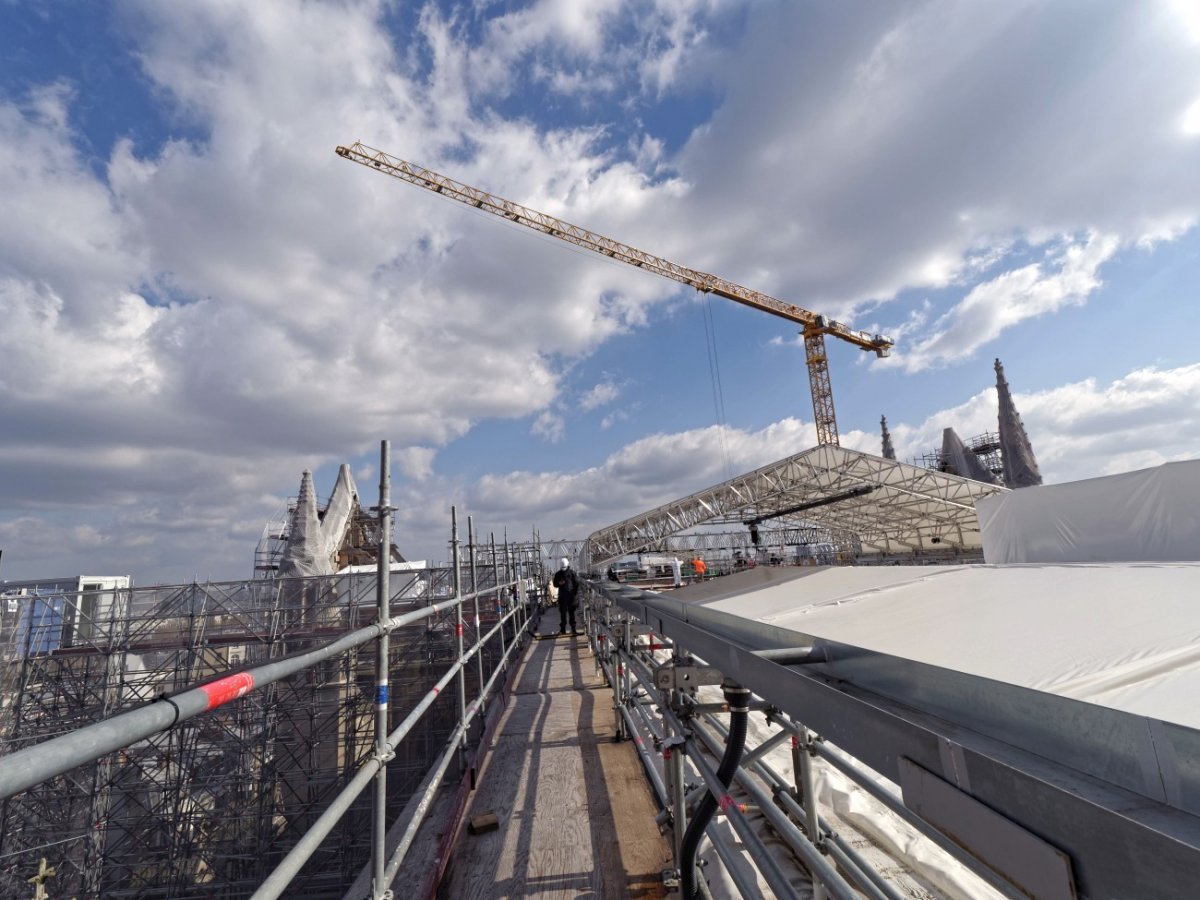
437 617 670 898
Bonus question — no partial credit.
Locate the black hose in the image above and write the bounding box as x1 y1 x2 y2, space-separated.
681 683 752 899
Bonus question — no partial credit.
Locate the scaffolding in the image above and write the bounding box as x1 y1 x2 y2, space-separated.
0 555 525 898
915 430 1004 480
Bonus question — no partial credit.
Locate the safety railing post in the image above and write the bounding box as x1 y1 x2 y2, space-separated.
452 508 467 777
492 534 507 665
666 687 687 871
372 440 393 900
503 534 519 638
468 516 483 708
793 721 827 900
612 620 627 740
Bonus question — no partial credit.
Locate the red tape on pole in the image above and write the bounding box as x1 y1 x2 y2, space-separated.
200 672 255 710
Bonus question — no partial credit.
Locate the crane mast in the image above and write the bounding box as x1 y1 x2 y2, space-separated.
336 141 892 446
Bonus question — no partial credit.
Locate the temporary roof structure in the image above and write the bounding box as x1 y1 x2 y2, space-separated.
583 445 1007 566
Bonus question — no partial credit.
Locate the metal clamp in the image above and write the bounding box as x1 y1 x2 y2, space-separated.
655 663 724 691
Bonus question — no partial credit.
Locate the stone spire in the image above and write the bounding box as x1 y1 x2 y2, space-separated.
278 470 322 578
995 358 1043 488
880 415 896 460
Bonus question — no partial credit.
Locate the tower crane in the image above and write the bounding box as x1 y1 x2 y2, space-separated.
336 142 893 447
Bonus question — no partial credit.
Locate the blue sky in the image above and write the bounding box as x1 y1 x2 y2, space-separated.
1 0 1199 582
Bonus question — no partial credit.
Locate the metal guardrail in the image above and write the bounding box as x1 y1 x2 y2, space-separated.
0 442 544 900
583 579 1200 900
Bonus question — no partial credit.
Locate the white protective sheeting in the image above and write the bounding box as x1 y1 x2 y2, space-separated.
278 464 360 578
702 562 1200 728
977 459 1200 564
690 561 1200 898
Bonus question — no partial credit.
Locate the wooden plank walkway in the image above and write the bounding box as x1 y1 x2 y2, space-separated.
438 617 671 899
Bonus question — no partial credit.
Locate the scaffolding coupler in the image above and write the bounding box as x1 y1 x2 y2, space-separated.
654 663 724 692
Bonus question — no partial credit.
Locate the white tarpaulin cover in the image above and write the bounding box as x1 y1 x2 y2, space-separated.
702 562 1200 728
977 459 1200 564
689 561 1200 898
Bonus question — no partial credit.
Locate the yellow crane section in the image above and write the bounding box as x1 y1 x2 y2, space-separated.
336 141 893 446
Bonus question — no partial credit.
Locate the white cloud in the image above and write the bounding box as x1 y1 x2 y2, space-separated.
866 363 1200 485
395 447 437 481
884 232 1120 372
532 411 566 443
672 2 1200 320
396 362 1200 564
580 379 621 410
2 1 1200 582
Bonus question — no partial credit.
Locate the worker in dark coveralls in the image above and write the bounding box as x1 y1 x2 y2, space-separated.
552 557 580 635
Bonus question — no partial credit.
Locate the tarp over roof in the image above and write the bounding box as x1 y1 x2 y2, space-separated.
583 445 1007 567
695 561 1200 729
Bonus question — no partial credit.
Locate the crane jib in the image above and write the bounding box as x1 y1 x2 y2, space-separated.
335 142 895 445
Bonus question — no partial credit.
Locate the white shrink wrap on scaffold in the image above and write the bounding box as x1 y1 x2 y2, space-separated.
977 459 1200 564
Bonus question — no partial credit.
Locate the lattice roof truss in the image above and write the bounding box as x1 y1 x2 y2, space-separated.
582 446 1007 568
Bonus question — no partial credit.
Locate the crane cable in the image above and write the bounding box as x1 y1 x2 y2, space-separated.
701 291 733 481
418 190 736 479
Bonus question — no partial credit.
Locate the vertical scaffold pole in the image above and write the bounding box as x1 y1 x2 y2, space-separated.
504 533 522 638
372 440 392 900
468 516 483 703
492 534 506 666
452 508 467 777
793 722 826 900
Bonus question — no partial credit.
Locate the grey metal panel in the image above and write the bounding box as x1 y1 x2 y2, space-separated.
671 589 1200 818
593 582 1200 900
899 757 1075 900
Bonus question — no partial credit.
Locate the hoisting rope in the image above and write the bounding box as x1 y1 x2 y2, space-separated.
701 291 734 481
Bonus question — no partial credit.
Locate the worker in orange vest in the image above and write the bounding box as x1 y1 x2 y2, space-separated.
692 556 707 581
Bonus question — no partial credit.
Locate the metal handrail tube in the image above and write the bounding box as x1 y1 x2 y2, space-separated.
252 752 382 900
381 613 527 886
758 714 1023 900
598 632 757 897
691 717 878 900
629 691 667 745
594 588 884 899
254 583 530 898
809 738 1023 899
702 822 760 900
0 576 526 798
593 616 798 900
617 703 669 803
0 593 470 801
684 734 803 900
704 710 916 900
373 440 393 899
738 727 792 769
591 584 1032 896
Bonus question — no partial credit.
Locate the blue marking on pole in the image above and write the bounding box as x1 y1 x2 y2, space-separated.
375 685 388 706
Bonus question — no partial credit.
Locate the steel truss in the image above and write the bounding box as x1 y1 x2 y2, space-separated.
584 581 1200 900
582 445 1007 568
540 526 833 570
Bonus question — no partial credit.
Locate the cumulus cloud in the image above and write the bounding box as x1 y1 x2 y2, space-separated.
2 1 1199 582
672 1 1200 319
580 378 621 410
531 410 566 443
885 232 1121 371
871 364 1200 484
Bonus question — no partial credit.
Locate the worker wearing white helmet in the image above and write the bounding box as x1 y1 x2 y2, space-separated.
551 557 580 636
